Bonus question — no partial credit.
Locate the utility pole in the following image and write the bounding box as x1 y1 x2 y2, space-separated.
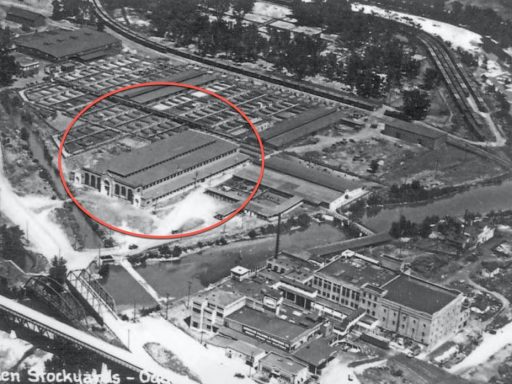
248 352 254 377
133 301 137 322
165 292 170 320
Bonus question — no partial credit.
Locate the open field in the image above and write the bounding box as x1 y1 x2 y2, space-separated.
289 123 503 186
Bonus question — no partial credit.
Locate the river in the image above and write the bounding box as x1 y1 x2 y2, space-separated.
363 179 512 232
101 222 346 305
27 133 102 249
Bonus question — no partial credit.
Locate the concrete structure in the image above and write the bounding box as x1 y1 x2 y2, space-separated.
15 28 121 62
208 156 365 220
81 131 248 207
224 307 322 352
190 276 284 333
309 250 467 348
382 120 447 149
191 289 246 333
312 251 398 313
225 340 266 367
378 274 468 348
6 7 45 28
258 353 309 384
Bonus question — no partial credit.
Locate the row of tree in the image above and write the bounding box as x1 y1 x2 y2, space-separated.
389 214 439 238
0 27 18 86
362 0 512 50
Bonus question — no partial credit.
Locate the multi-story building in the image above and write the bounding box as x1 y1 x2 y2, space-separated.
309 251 467 349
377 274 468 347
311 251 398 312
190 272 283 333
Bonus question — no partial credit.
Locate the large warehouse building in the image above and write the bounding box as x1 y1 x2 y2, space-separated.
80 131 249 207
207 155 366 221
15 28 122 62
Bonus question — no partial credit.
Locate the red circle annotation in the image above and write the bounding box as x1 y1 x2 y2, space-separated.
57 81 265 240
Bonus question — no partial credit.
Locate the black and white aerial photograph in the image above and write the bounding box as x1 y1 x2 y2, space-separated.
0 0 511 383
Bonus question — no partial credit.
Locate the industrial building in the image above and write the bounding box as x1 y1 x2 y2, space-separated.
6 7 45 28
378 274 468 346
15 28 122 62
80 130 249 207
207 155 366 221
382 119 447 149
311 250 468 349
258 107 348 149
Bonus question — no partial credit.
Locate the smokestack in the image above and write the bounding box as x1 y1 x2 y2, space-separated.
274 214 281 259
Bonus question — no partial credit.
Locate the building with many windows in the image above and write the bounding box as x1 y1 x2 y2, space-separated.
377 274 468 346
311 251 398 314
80 130 248 207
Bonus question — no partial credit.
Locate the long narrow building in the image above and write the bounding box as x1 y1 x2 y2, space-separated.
80 130 248 207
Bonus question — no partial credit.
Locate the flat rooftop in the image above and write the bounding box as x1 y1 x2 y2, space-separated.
193 288 244 308
308 232 392 258
260 353 308 375
107 131 215 177
385 119 446 139
7 6 44 22
316 255 397 288
381 274 460 315
15 28 120 60
143 153 248 199
292 338 336 367
227 307 308 342
89 131 240 189
265 155 362 193
234 164 342 206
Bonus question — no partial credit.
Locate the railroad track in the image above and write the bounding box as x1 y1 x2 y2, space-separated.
417 32 492 141
91 0 498 145
89 0 378 112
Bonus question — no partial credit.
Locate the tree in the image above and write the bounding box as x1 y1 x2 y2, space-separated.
98 263 110 279
172 245 182 259
402 89 431 120
51 0 64 20
0 28 18 86
297 213 311 228
369 159 379 173
248 229 257 239
0 225 28 269
20 127 29 141
207 0 230 22
232 0 255 20
423 68 440 90
49 256 67 287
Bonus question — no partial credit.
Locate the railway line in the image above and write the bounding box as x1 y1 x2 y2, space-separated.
417 32 492 141
263 0 496 143
89 0 378 112
91 0 501 145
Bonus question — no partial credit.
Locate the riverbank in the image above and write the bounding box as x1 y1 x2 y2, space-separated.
369 171 512 210
362 178 512 232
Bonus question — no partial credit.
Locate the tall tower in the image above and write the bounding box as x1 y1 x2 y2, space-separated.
274 214 281 259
